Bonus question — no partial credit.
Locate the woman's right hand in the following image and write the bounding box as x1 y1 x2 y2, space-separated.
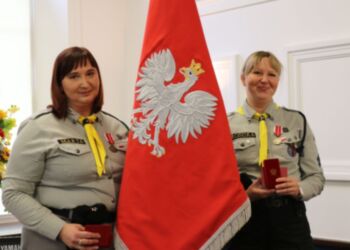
59 223 101 250
246 178 275 201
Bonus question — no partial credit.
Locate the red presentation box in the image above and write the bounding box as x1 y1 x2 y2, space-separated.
261 158 281 189
85 224 113 248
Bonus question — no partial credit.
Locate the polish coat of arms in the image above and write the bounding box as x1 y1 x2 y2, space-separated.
131 49 218 157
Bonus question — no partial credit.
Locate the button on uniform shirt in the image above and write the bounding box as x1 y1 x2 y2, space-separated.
2 108 128 240
227 101 325 201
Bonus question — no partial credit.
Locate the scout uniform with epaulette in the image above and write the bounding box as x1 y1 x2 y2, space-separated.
228 101 325 200
2 108 128 248
226 100 325 249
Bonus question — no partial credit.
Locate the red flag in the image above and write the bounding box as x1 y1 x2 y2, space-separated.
116 0 250 249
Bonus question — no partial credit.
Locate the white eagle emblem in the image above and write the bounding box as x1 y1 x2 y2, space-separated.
131 49 218 157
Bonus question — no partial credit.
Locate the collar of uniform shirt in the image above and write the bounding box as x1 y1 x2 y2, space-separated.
242 100 278 122
67 108 103 125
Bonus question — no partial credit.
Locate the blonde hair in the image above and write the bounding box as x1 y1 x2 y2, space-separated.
241 51 282 76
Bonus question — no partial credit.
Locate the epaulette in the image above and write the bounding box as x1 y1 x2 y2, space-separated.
32 109 53 120
282 107 303 115
16 109 52 134
102 111 129 131
281 107 307 156
227 111 237 118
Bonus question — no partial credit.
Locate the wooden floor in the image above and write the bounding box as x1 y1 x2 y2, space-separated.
314 238 350 250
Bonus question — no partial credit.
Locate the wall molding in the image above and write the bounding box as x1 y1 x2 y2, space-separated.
0 214 21 236
212 55 244 112
286 38 350 181
196 0 278 16
0 214 18 226
323 160 350 181
286 38 350 110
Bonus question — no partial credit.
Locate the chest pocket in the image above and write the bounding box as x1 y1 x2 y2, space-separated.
45 143 94 181
233 137 256 150
57 143 91 156
280 131 302 145
275 130 302 159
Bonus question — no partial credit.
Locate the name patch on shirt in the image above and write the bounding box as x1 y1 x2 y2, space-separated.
58 138 86 144
232 132 256 140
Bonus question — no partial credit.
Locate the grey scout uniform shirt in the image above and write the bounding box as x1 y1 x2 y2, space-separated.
228 101 325 201
2 108 128 241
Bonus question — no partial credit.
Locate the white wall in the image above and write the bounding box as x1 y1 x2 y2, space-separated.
31 0 69 112
67 0 128 121
31 0 129 122
122 0 149 123
27 0 350 243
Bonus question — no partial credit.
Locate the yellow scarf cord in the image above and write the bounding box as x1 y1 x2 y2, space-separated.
253 113 268 167
78 115 106 176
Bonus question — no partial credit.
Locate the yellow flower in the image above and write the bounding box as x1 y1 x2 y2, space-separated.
1 147 10 161
8 105 20 114
0 109 7 120
1 106 19 182
0 162 6 180
5 135 12 145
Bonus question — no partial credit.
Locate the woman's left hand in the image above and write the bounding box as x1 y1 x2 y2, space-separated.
275 176 301 198
59 223 100 250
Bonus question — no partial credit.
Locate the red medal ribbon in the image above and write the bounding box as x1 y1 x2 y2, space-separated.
274 124 282 137
105 133 115 145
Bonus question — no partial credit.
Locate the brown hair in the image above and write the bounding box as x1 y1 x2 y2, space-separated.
241 51 282 76
50 47 104 118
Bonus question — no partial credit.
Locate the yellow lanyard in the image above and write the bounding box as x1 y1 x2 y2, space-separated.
253 113 268 167
237 107 268 167
78 115 106 176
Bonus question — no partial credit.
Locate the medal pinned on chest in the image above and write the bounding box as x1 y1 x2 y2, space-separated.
105 133 127 152
274 124 282 137
105 133 118 152
273 124 287 145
